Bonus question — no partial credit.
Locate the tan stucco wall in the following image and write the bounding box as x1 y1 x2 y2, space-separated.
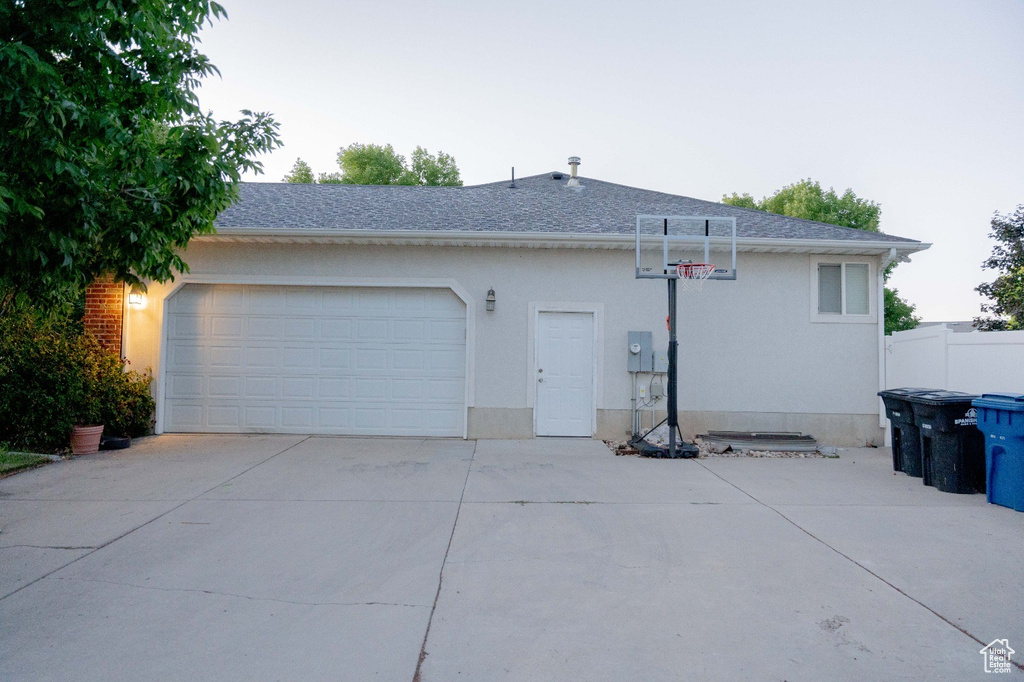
124 241 885 445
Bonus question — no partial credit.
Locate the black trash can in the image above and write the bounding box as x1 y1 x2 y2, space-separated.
909 390 985 494
878 388 935 476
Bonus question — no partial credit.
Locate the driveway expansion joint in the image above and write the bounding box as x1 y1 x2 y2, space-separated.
0 436 313 603
0 545 96 550
55 577 427 608
412 439 477 682
694 458 1018 668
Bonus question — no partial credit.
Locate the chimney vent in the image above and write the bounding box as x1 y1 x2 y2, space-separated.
567 156 581 188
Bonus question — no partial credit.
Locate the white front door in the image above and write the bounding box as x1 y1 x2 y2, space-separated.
535 311 595 437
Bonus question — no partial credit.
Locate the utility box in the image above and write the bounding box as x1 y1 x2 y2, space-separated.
653 350 669 373
627 331 653 372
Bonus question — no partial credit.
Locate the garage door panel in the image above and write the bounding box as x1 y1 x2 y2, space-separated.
170 344 204 368
245 347 279 368
357 319 389 341
283 347 316 368
394 319 426 341
318 407 350 428
321 318 355 340
429 319 465 343
209 376 242 398
210 346 243 367
210 316 243 338
319 377 351 400
429 349 464 372
168 285 209 313
285 288 318 310
353 378 387 400
244 377 277 399
282 406 314 428
425 379 463 401
244 406 277 428
393 349 425 371
166 374 203 399
282 377 315 399
356 348 388 371
282 319 316 340
246 287 287 312
321 292 356 312
169 314 206 339
354 406 387 429
208 405 240 428
246 317 280 339
320 347 352 369
169 404 204 429
211 286 243 310
164 285 465 436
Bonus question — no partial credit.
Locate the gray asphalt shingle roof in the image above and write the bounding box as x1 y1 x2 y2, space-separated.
215 172 919 245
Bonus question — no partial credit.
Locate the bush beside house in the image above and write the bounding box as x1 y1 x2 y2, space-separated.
0 311 154 452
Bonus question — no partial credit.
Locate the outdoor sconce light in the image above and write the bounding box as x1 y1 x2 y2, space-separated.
485 288 496 312
128 284 146 307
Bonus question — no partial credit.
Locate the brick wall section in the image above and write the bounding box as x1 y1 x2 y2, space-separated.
84 275 123 356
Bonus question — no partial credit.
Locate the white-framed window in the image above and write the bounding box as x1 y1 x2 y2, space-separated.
810 258 873 322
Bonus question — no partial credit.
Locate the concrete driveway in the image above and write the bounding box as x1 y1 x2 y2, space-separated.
1 436 1021 680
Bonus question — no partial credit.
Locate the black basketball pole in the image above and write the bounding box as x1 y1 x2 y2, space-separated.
667 275 679 457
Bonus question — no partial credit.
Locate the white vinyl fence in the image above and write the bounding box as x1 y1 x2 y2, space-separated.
882 325 1024 446
885 325 1024 395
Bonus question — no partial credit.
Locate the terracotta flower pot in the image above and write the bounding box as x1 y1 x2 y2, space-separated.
70 425 104 455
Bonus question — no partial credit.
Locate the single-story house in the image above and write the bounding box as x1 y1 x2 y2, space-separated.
88 163 929 445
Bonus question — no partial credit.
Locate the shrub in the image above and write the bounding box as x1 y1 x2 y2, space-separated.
88 350 155 437
0 312 89 451
0 311 154 452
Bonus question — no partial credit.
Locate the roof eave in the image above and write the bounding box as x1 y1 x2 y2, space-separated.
201 227 930 256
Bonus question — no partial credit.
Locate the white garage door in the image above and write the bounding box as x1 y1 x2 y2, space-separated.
163 284 466 436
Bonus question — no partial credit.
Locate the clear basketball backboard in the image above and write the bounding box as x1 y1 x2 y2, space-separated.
635 215 737 280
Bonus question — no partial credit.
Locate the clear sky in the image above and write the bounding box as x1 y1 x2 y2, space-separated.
194 0 1023 322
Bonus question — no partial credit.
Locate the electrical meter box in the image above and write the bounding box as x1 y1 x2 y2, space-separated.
627 331 653 372
653 350 669 373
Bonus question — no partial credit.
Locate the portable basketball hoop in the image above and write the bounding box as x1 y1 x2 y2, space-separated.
675 262 716 293
631 216 739 459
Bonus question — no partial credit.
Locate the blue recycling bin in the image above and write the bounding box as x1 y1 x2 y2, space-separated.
973 393 1024 512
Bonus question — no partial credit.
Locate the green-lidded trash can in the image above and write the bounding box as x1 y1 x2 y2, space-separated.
972 393 1024 512
909 390 985 494
878 388 935 476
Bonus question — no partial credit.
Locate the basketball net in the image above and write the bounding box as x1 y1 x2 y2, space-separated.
675 263 715 293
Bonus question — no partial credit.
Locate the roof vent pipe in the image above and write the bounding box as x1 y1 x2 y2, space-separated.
567 156 581 188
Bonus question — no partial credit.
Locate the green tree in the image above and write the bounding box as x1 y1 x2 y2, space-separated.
338 143 409 185
975 205 1024 330
289 144 463 187
723 179 918 333
283 158 315 183
720 192 758 210
405 146 462 186
0 0 280 313
884 287 920 333
334 143 463 186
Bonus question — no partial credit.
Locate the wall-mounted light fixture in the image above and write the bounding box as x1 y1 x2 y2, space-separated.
485 288 496 312
128 283 146 307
